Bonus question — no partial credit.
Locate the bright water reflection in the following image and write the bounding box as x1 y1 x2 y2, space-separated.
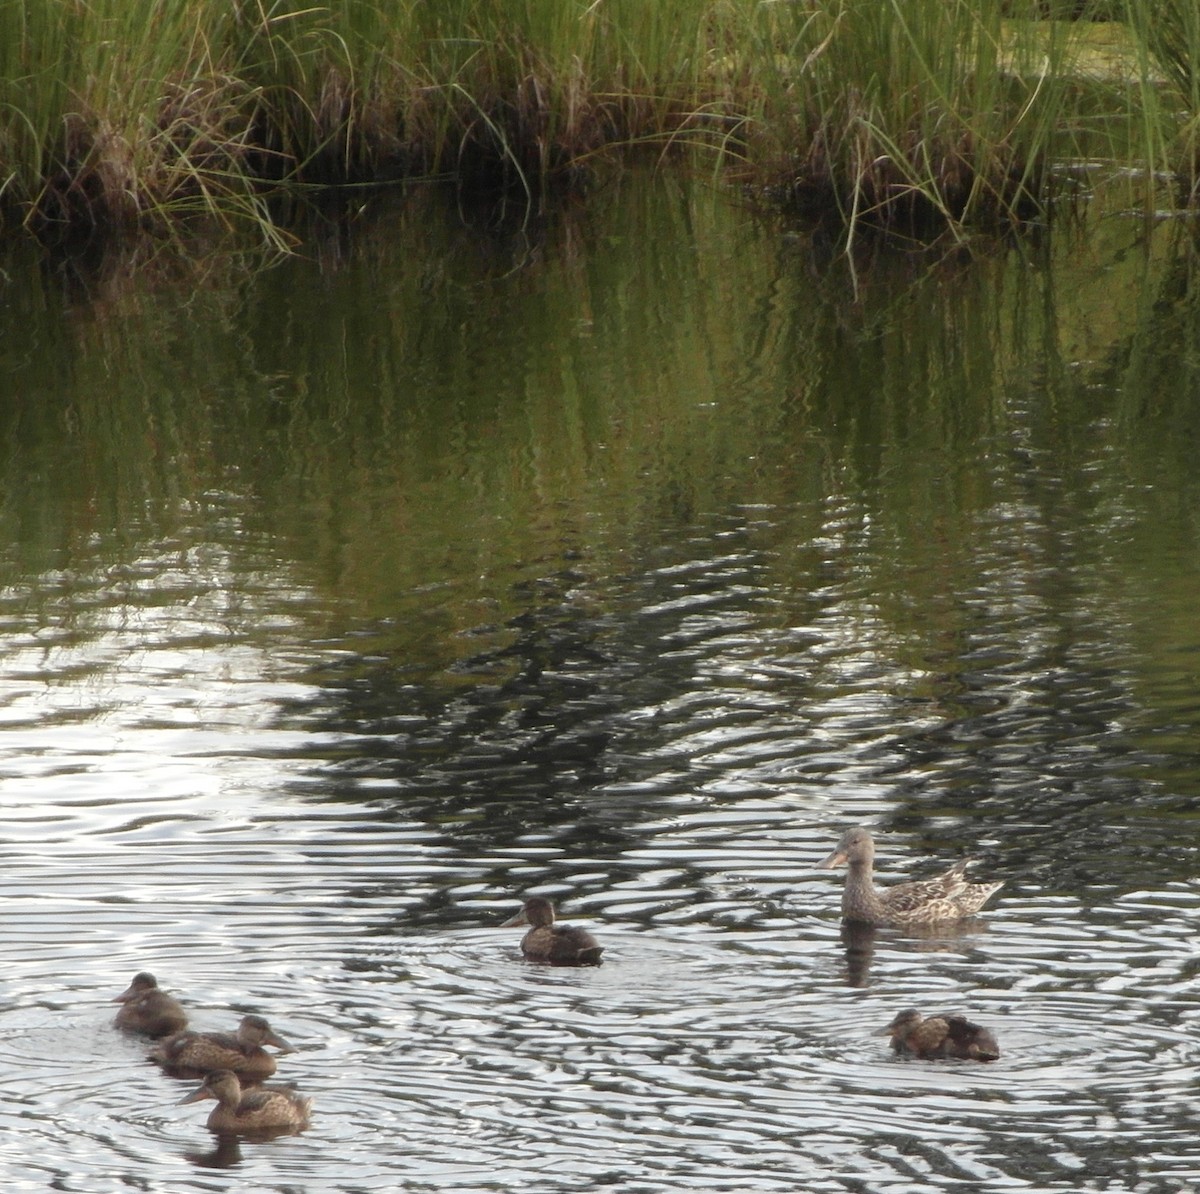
2 178 1200 1191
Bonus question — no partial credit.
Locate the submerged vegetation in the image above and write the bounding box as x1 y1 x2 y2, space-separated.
0 0 1197 247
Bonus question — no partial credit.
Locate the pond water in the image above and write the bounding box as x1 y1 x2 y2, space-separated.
2 174 1200 1192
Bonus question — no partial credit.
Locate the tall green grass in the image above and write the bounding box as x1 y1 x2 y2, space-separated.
0 0 1195 246
1122 0 1200 199
1 0 278 239
743 0 1140 234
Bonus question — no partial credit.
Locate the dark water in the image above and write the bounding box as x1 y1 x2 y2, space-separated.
3 176 1200 1192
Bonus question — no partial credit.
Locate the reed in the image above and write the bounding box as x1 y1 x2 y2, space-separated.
1122 0 1200 199
397 0 719 186
214 0 405 182
0 0 277 240
739 0 1133 233
0 0 1184 246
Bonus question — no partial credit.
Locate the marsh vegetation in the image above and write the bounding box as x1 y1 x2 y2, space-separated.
0 0 1197 246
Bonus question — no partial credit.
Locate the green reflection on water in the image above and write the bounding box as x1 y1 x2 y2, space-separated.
2 178 1200 722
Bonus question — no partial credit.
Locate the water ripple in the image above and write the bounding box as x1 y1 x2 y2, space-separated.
5 382 1200 1189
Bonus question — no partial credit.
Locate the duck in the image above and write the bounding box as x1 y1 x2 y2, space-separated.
112 972 188 1037
881 1008 1001 1061
501 897 604 965
178 1068 312 1135
821 826 1003 927
151 1014 296 1079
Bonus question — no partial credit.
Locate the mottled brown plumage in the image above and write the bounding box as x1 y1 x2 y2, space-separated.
113 972 188 1038
151 1014 295 1079
501 897 604 965
821 827 1002 926
881 1009 1000 1061
178 1068 312 1135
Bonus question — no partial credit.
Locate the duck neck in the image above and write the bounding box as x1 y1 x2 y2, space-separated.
841 858 888 923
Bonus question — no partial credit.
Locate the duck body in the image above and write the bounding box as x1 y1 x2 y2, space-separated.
151 1014 295 1079
179 1068 312 1135
502 897 604 966
113 972 188 1037
882 1009 1001 1061
822 827 1003 927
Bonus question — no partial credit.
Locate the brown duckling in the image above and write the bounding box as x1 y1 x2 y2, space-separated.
501 897 604 966
178 1068 312 1135
151 1014 296 1079
113 972 188 1037
822 827 1003 927
881 1009 1001 1061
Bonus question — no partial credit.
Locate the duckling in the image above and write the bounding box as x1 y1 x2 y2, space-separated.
178 1068 312 1135
501 897 604 965
151 1014 296 1079
881 1008 1000 1061
822 827 1003 927
112 972 188 1037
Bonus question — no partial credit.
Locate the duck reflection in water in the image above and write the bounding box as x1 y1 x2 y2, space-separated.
178 1068 312 1136
502 897 604 965
881 1009 1001 1061
112 972 188 1038
838 915 994 989
152 1014 296 1080
840 921 876 988
182 1133 244 1169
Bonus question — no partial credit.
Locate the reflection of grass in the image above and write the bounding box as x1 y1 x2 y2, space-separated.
0 0 1195 246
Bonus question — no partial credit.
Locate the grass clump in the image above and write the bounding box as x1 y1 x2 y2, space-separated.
396 0 718 189
741 0 1121 234
0 0 284 241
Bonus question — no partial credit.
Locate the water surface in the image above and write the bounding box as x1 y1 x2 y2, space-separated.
2 178 1200 1192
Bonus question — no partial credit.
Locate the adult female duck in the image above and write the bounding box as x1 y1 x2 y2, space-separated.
821 826 1002 927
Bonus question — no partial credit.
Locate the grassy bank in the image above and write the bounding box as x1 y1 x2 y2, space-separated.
0 0 1194 246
